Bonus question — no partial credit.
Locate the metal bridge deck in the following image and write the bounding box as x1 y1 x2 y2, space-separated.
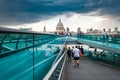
66 58 120 80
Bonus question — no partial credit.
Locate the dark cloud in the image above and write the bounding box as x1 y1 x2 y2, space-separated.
0 0 120 25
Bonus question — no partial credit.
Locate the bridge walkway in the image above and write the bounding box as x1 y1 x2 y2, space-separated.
66 58 120 80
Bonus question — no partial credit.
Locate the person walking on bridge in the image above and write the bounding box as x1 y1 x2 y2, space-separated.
73 46 81 66
67 47 72 62
78 45 84 58
102 28 108 44
80 46 84 58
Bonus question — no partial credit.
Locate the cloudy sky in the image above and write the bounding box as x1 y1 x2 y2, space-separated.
0 0 120 32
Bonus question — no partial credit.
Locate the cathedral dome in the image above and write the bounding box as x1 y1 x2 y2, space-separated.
57 19 63 26
56 18 64 35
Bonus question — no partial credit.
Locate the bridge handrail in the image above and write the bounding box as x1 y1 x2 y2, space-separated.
0 27 60 54
77 34 120 44
43 51 66 80
58 52 67 80
0 27 59 35
53 41 66 63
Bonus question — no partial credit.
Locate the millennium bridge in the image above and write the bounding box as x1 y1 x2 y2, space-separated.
0 27 120 80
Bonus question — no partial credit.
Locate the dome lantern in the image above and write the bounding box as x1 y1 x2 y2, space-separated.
57 18 63 26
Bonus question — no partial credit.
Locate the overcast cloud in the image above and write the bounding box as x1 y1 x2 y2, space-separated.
0 0 120 25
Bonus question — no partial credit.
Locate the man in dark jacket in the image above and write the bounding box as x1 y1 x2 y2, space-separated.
67 47 72 61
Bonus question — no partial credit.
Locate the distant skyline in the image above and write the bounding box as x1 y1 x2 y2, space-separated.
4 12 120 32
0 0 120 32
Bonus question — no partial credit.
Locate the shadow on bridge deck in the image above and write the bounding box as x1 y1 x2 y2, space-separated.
65 58 120 80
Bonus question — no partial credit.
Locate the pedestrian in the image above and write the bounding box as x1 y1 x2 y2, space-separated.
64 44 67 51
71 46 74 57
102 28 108 44
67 47 72 61
94 48 97 54
94 48 98 57
73 46 81 66
80 46 84 58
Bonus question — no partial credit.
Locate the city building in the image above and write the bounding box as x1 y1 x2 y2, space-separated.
108 28 111 33
114 27 118 32
56 18 65 35
66 27 70 32
86 28 102 34
43 25 46 32
77 27 81 33
110 27 120 35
